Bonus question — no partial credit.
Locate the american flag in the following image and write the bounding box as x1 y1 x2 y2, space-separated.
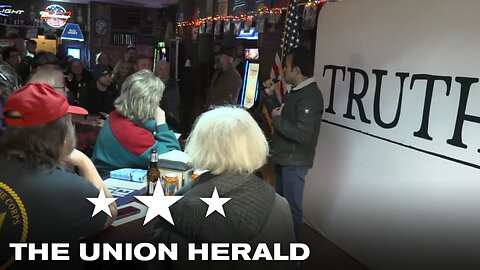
283 0 301 60
264 0 300 132
270 51 285 102
269 0 300 101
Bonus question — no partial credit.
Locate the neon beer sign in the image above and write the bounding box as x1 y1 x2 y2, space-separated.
40 4 71 28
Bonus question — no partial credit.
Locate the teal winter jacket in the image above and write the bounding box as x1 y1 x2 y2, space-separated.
92 110 181 172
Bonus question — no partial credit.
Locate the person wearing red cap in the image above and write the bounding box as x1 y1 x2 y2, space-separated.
0 82 117 268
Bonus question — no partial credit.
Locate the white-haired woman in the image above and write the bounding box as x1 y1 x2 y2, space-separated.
151 106 295 269
92 70 180 171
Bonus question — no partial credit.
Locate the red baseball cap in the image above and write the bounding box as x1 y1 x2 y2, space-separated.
3 82 88 127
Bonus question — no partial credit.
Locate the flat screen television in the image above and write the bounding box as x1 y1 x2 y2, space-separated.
245 48 259 60
67 47 80 59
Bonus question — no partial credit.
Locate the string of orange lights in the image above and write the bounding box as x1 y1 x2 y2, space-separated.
176 0 328 29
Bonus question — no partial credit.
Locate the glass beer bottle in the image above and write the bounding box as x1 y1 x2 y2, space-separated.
146 148 160 195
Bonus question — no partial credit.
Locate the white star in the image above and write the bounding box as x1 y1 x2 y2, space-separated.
135 186 183 225
200 187 231 217
87 188 117 217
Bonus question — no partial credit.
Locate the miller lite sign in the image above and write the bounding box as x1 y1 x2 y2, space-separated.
0 4 24 17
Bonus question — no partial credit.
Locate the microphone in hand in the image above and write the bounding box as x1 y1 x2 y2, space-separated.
263 78 280 96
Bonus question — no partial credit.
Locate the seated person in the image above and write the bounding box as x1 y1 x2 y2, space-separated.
112 59 132 91
30 51 60 73
151 107 295 269
29 66 103 155
0 62 21 134
92 70 180 172
66 58 94 105
156 60 181 132
132 54 153 72
0 82 117 269
80 64 118 117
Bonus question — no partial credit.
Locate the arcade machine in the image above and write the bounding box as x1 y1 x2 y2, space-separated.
153 41 168 71
239 47 260 109
237 26 260 109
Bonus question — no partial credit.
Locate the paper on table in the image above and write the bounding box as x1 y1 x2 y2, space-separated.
157 150 189 163
105 177 145 190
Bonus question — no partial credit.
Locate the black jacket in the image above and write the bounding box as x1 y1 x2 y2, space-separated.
265 80 324 168
79 83 118 116
150 172 295 270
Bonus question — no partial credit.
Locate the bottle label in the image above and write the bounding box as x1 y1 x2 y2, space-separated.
150 153 158 162
147 181 157 195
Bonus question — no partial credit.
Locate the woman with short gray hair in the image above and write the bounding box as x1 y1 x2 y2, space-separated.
151 107 295 269
92 70 180 171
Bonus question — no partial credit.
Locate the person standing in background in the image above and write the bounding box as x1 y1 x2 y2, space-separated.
263 47 324 240
205 46 242 108
23 39 37 75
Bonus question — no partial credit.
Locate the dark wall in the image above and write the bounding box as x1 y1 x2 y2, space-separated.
89 1 177 68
